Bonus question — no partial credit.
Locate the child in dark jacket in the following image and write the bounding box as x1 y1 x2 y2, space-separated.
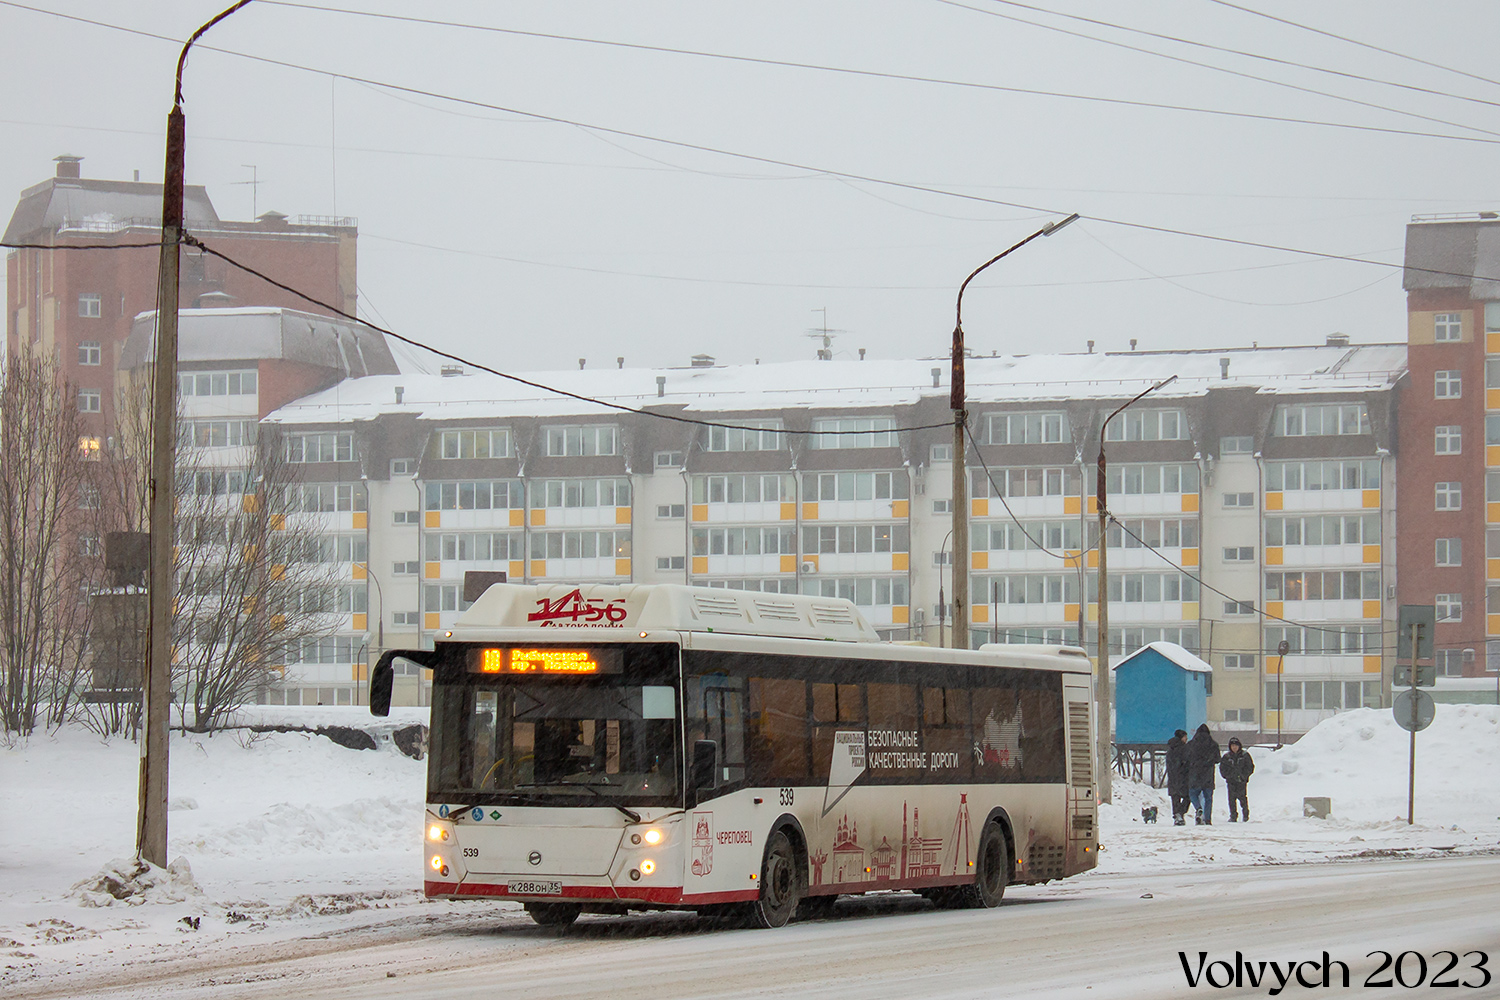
1219 737 1255 822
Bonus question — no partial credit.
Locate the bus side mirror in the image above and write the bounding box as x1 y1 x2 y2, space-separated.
691 740 718 799
370 651 398 717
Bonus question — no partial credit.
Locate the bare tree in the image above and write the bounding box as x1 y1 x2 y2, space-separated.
0 353 93 736
84 373 343 735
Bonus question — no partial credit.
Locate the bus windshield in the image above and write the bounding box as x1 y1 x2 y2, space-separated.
428 643 680 807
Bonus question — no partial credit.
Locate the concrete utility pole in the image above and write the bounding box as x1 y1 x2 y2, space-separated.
139 0 257 869
1093 375 1177 805
949 214 1077 649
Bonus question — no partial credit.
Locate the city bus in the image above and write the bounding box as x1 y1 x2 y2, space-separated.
369 583 1097 929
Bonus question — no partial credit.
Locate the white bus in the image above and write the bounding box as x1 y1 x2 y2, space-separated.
370 583 1097 929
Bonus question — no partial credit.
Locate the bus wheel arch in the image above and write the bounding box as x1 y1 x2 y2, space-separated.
746 815 806 928
981 807 1017 886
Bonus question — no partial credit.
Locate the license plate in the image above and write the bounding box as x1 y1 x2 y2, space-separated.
507 879 563 896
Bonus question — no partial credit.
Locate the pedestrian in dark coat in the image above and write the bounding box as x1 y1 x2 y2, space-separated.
1186 724 1220 824
1219 737 1255 822
1165 729 1190 825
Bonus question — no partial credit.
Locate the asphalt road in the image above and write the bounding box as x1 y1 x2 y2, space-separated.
36 855 1500 1000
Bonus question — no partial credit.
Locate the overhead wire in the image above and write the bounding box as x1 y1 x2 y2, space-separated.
980 0 1500 115
7 0 1500 152
179 232 952 438
938 0 1500 140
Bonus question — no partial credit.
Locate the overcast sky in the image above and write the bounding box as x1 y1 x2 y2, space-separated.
4 1 1499 375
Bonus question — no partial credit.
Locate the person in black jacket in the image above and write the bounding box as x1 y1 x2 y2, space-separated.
1219 737 1255 822
1186 724 1220 825
1164 729 1190 825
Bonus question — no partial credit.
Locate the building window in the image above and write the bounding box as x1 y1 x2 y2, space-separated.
79 534 100 557
77 389 101 413
800 523 910 555
1436 648 1468 677
654 450 684 469
392 611 420 627
1266 513 1379 547
1435 425 1462 455
1223 653 1255 670
973 465 1081 499
802 470 909 503
425 480 523 511
930 443 953 463
1435 482 1462 511
706 420 783 452
1220 435 1253 455
932 551 953 567
78 341 101 366
424 533 524 562
1223 492 1254 508
1223 600 1255 616
286 432 354 463
533 478 632 510
1223 547 1254 562
80 484 100 509
439 428 509 460
390 458 413 477
1103 463 1199 496
1223 708 1255 723
179 371 257 396
291 483 366 513
544 424 618 457
693 473 794 505
1104 408 1186 442
1434 312 1462 342
1436 537 1462 567
1265 570 1379 602
987 411 1070 445
932 498 952 515
656 503 685 519
1104 517 1199 550
392 510 419 525
1272 402 1371 437
1435 370 1462 399
810 416 898 450
656 555 686 571
1436 593 1462 622
77 294 102 318
392 561 419 576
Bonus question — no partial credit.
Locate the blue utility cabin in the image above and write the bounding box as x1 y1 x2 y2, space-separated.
1112 641 1210 745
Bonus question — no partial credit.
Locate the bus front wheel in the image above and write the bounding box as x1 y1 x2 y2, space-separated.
747 829 802 928
525 901 582 929
954 823 1008 909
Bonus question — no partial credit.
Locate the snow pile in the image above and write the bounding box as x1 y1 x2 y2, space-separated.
1096 704 1500 873
67 857 203 908
174 796 417 859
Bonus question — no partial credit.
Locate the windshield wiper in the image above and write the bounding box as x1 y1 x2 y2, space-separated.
512 781 642 823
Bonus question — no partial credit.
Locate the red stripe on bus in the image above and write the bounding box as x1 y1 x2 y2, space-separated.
424 881 760 905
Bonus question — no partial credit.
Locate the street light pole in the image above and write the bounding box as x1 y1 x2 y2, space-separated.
937 528 953 649
950 213 1078 650
139 0 256 869
1093 374 1178 805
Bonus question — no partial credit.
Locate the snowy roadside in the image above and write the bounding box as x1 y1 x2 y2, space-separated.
2 705 1497 993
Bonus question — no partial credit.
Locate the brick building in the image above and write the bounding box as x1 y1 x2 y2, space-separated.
1400 215 1500 678
4 155 357 435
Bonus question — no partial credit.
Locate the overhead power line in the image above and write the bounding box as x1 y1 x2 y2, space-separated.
180 232 950 438
6 0 1500 151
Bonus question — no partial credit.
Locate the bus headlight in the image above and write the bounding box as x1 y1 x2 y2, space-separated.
640 859 655 875
428 824 451 842
643 828 663 846
430 855 448 877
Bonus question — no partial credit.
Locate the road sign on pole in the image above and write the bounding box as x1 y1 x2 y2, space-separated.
1397 605 1435 661
1392 689 1435 732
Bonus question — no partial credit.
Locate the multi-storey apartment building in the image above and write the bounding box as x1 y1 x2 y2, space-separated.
5 156 357 437
252 341 1404 737
1401 214 1500 683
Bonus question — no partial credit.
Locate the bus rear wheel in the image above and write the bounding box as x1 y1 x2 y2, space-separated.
525 902 582 929
746 829 802 928
954 823 1008 909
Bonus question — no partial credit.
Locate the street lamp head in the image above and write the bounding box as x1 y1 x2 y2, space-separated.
1042 212 1080 237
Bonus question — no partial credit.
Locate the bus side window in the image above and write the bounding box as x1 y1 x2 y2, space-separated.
1016 685 1066 782
866 680 921 782
694 676 747 787
921 684 973 783
810 679 865 782
747 677 809 785
971 680 1025 780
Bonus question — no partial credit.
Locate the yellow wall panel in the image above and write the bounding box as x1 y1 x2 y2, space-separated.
425 511 441 528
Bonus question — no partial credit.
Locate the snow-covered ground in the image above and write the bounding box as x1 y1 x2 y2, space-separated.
2 705 1497 995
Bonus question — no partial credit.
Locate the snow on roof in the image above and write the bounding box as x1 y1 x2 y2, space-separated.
1114 640 1214 674
264 343 1407 425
